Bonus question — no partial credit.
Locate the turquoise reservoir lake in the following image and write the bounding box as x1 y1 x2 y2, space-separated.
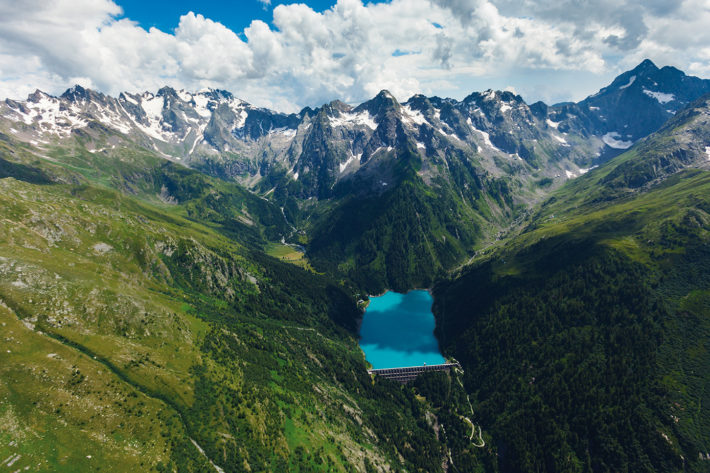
359 290 446 369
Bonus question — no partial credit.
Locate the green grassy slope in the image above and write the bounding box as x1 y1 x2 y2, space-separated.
0 131 290 247
0 132 485 472
0 176 404 472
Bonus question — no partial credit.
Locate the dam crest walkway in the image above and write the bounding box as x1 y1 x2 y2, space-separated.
367 362 461 383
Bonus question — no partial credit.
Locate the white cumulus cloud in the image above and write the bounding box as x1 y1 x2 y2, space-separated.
0 0 708 111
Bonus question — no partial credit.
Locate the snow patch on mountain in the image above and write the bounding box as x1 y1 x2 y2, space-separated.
234 108 249 129
121 93 139 106
642 89 675 104
553 134 569 146
133 116 165 140
619 75 636 89
401 105 427 126
566 165 597 179
466 117 500 151
176 90 193 103
339 152 361 173
546 119 560 129
329 111 377 130
141 94 164 120
477 129 500 151
96 107 132 134
5 93 88 135
602 132 633 149
371 146 385 156
193 94 212 118
189 136 202 155
439 128 460 141
133 94 170 139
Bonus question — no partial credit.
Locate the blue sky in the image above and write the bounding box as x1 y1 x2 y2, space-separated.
0 0 708 111
115 0 342 35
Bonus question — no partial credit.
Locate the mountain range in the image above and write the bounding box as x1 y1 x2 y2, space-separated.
1 59 710 472
4 59 709 292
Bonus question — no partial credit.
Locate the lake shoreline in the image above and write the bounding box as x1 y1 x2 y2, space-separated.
356 287 433 333
367 286 433 299
358 289 445 370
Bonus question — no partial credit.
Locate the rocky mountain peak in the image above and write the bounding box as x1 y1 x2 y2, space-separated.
323 100 352 115
61 84 109 105
405 94 431 110
633 58 658 73
27 89 51 103
199 88 234 103
156 86 178 99
555 59 710 153
355 90 400 118
60 84 87 100
597 59 692 97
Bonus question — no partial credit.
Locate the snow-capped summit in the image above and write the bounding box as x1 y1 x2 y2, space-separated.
1 60 709 198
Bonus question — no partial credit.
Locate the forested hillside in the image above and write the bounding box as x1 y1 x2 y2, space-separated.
434 96 710 472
